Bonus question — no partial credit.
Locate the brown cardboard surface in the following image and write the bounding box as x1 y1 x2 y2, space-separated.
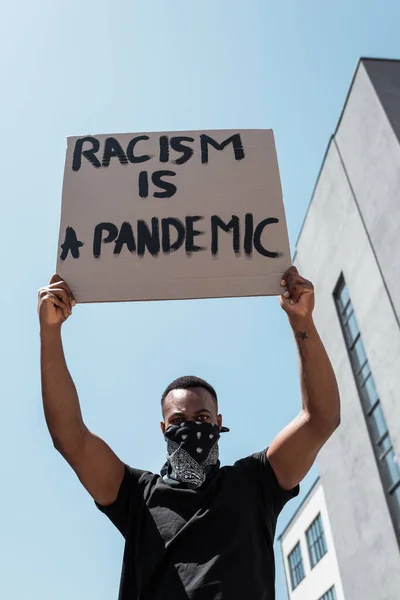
56 129 291 303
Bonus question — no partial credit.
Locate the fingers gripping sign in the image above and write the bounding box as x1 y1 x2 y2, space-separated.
279 266 315 322
38 274 76 328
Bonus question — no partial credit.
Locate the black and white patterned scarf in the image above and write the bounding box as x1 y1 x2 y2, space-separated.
161 421 229 489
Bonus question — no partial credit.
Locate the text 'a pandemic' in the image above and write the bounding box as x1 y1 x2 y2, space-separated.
60 215 282 261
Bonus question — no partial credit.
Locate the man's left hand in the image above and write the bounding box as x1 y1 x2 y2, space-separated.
280 266 315 324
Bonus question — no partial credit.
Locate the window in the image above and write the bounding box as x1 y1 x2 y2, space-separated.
334 277 400 535
288 542 305 590
319 586 337 600
306 513 327 567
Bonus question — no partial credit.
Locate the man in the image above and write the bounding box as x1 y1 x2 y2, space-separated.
38 266 340 599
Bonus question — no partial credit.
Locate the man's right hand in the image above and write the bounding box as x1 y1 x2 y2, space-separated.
38 274 76 329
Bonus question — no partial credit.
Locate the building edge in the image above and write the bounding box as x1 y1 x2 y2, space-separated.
292 56 400 262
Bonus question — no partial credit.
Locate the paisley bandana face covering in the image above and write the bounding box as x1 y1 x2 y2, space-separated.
161 421 229 489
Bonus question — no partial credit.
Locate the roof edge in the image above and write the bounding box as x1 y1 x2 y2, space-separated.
293 135 334 260
294 57 368 253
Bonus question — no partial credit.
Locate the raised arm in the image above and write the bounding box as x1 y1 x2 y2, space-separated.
267 267 340 491
39 275 124 506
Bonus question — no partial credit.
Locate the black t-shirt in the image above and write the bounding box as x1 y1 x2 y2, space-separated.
97 450 299 600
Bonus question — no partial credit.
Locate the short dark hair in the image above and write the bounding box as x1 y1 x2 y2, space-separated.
161 375 218 407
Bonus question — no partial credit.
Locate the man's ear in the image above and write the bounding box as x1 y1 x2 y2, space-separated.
160 421 166 434
217 414 223 429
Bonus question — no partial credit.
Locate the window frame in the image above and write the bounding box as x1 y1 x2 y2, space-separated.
334 276 400 541
318 586 337 600
287 541 305 591
306 513 328 569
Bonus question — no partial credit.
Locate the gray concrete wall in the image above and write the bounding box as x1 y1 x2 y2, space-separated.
333 60 400 454
294 70 400 597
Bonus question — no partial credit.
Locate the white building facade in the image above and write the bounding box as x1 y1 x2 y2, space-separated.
280 479 345 600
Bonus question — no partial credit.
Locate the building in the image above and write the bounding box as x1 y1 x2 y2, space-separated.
291 57 400 600
279 478 345 600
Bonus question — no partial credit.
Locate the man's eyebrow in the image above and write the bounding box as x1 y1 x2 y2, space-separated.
169 411 184 417
194 408 212 415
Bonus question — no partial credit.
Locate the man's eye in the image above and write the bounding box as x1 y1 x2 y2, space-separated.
198 415 209 421
172 418 183 424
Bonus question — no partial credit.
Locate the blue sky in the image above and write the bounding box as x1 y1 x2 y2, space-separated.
2 1 400 599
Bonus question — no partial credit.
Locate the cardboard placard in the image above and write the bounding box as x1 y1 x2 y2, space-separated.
57 129 291 303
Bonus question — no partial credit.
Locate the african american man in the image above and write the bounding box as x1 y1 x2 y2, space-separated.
38 266 340 600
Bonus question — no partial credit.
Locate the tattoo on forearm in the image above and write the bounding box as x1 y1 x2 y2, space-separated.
296 331 309 342
295 331 308 369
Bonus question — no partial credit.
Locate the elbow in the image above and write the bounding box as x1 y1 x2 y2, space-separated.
52 434 63 453
51 429 87 460
52 435 70 458
322 411 341 439
307 409 341 441
332 396 341 431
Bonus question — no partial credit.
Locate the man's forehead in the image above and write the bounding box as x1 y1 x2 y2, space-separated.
166 387 210 402
164 387 215 410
